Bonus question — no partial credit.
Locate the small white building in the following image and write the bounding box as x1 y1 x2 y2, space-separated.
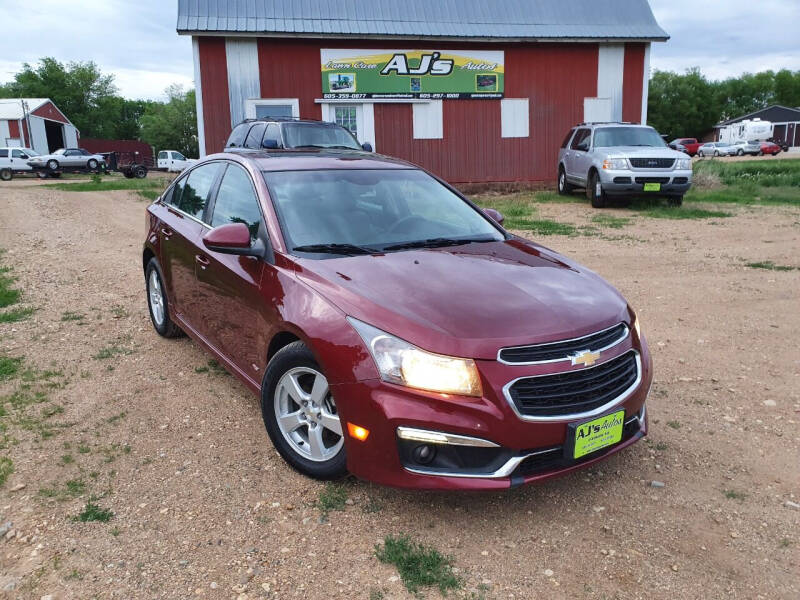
0 98 79 153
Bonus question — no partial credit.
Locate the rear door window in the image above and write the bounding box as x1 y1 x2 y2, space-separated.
0 150 8 158
175 163 221 220
158 151 168 160
561 129 576 148
210 164 263 240
264 124 280 148
244 123 267 149
227 123 251 148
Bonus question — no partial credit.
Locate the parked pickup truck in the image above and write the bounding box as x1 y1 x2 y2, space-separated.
669 138 702 156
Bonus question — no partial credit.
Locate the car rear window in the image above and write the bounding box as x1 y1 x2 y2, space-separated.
244 123 267 149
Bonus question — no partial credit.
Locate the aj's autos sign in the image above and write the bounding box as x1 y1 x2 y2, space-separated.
321 49 505 99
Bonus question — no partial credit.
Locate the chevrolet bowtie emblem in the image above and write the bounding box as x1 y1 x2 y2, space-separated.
571 349 600 367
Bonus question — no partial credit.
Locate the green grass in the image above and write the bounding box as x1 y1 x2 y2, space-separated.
0 275 21 308
0 456 13 487
513 219 578 235
61 311 85 322
745 261 797 272
375 535 461 595
667 420 681 430
46 177 164 196
694 158 800 188
317 482 348 518
636 206 732 220
471 191 579 231
0 356 23 381
0 307 35 323
724 489 746 501
74 500 113 523
92 343 133 360
591 214 631 229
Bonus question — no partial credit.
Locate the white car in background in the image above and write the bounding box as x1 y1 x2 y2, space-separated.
697 142 737 157
157 150 195 172
26 148 106 172
0 147 38 180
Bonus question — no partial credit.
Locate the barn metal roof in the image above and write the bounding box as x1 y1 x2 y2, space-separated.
176 0 669 41
715 105 800 127
0 98 49 120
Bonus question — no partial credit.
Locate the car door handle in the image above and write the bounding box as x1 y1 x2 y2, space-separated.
161 227 174 238
195 254 210 269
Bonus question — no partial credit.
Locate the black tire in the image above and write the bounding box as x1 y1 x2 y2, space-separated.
145 258 182 338
50 172 61 178
87 158 99 170
772 152 778 156
713 151 720 157
736 149 744 156
0 168 11 181
46 159 59 171
758 151 764 156
261 341 347 480
587 170 606 208
134 166 148 179
123 171 135 179
668 195 683 207
557 166 574 195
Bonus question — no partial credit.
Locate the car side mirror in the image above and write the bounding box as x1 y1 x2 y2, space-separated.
483 208 505 226
202 223 266 258
577 141 590 152
361 142 373 152
262 139 280 150
20 154 28 159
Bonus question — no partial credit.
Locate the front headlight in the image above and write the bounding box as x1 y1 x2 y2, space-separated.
675 158 691 170
632 314 642 338
602 158 627 170
348 318 482 397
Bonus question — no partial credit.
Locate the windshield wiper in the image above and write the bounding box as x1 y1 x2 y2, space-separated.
382 237 495 252
292 243 379 255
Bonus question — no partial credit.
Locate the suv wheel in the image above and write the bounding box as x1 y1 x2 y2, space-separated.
587 171 606 208
557 166 574 195
0 168 12 181
261 342 347 480
145 258 182 338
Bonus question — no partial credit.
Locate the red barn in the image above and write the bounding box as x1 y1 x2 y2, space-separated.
0 98 79 154
177 0 668 184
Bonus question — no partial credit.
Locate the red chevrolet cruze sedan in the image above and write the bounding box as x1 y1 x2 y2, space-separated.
143 150 652 490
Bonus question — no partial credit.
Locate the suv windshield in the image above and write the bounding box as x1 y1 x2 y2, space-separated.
282 123 361 150
593 127 666 148
263 169 504 255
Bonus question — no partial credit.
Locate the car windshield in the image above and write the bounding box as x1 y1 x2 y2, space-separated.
717 143 731 147
54 149 65 155
263 168 504 256
282 123 362 150
593 127 666 148
23 149 39 156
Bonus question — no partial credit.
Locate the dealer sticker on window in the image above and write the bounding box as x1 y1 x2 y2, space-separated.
572 410 625 459
643 182 661 192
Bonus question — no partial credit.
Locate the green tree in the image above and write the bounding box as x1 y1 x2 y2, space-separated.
773 69 800 108
140 85 198 158
647 68 723 139
0 57 119 137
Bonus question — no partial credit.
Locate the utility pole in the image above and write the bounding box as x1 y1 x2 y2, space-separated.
21 99 31 149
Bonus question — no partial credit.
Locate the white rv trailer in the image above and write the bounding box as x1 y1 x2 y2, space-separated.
718 118 773 144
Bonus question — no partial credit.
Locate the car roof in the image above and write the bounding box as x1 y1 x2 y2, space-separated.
210 149 416 172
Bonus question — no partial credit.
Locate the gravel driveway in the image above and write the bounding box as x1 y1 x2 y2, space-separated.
0 179 798 599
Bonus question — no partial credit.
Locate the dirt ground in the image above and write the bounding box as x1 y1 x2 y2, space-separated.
0 176 798 600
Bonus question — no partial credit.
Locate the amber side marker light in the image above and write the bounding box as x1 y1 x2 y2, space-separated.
347 423 370 441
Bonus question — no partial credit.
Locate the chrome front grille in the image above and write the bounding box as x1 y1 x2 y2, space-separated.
503 351 641 420
630 158 675 168
498 323 628 365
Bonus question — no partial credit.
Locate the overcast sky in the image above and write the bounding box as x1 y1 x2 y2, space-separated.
0 0 798 100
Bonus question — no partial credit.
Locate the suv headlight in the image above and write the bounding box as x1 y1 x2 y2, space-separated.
348 317 482 397
675 158 691 170
602 158 627 170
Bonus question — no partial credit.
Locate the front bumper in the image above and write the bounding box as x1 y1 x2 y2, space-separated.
599 168 692 196
332 340 652 490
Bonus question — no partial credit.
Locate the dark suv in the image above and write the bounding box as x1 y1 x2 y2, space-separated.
225 118 372 152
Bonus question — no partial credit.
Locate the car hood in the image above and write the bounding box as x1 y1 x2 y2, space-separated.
603 146 685 159
294 239 630 359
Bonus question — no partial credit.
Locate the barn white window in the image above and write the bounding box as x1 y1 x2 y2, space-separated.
245 98 299 120
412 100 443 139
500 98 529 138
319 103 375 150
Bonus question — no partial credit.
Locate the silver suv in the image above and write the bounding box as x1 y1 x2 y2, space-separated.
557 123 692 208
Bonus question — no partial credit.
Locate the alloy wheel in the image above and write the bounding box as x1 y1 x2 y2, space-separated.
148 270 165 327
274 367 343 462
